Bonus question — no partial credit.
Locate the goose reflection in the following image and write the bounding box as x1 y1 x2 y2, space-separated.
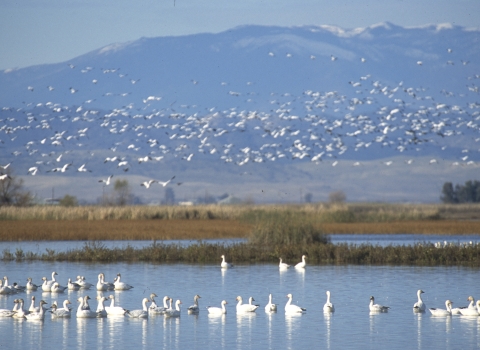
415 311 423 349
285 313 302 346
323 312 333 350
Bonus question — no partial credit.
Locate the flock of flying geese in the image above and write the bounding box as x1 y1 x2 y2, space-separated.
0 42 478 194
1 254 474 321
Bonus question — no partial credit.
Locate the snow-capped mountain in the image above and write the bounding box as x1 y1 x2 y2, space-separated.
0 23 479 203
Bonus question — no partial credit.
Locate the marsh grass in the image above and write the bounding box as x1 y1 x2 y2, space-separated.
2 241 480 266
1 203 479 222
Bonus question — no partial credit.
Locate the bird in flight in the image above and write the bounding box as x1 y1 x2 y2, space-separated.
141 180 156 189
158 176 175 187
99 175 114 185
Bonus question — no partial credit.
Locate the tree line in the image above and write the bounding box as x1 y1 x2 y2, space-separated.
441 180 480 203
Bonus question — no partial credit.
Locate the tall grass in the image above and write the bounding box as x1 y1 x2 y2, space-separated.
1 203 480 221
3 241 480 266
247 210 329 245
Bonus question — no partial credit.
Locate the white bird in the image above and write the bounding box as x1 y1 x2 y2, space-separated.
165 299 182 318
75 276 93 289
264 293 277 313
429 300 453 316
451 296 475 315
369 296 390 312
67 278 81 291
459 300 480 316
28 166 39 175
25 300 48 320
285 293 306 314
41 271 58 292
13 298 28 319
149 294 170 314
220 254 233 268
77 164 92 172
96 273 114 291
279 258 290 269
50 300 71 318
105 295 127 316
207 300 228 315
187 295 201 314
140 180 156 189
95 296 107 318
50 282 67 293
99 175 113 186
114 273 134 290
0 279 13 295
29 296 40 313
0 301 16 317
0 174 12 181
157 176 175 187
295 255 307 269
413 289 426 312
323 291 335 313
76 296 97 318
126 298 150 318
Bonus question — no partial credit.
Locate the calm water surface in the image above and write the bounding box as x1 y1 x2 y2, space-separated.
1 261 480 349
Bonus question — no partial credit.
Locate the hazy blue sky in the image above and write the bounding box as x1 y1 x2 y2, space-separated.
1 0 479 69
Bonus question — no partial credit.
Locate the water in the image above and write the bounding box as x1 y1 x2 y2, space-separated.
1 261 480 349
1 233 479 254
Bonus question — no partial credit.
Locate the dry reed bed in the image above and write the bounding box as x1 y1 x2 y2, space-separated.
2 203 480 221
1 220 480 242
4 241 480 266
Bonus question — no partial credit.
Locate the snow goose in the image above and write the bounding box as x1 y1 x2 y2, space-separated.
295 255 307 269
187 295 201 314
236 296 259 313
369 296 389 313
451 296 475 315
95 296 107 318
114 273 134 290
105 295 127 316
26 277 38 291
29 296 40 313
429 300 453 316
51 282 67 293
0 279 13 295
264 293 277 313
220 255 233 268
13 299 28 319
207 300 228 315
323 291 335 313
25 300 48 320
285 293 306 314
0 302 16 317
76 296 97 318
126 298 150 318
50 300 71 318
67 278 81 291
75 276 93 289
165 300 182 318
279 258 290 269
96 273 113 291
459 300 480 316
413 289 426 312
149 294 170 315
41 271 58 292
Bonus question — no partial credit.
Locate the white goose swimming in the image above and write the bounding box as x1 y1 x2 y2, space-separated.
50 300 72 318
429 300 453 316
67 278 81 291
0 302 16 317
220 255 233 268
295 255 307 269
0 279 13 295
29 296 40 313
285 293 306 314
264 293 277 313
96 273 113 291
76 296 97 318
452 296 475 315
95 296 107 318
236 296 259 313
413 289 426 312
25 300 48 321
26 277 38 291
279 258 290 269
114 273 134 290
323 291 335 313
105 295 127 316
75 276 93 289
41 271 58 292
149 294 170 315
207 300 228 315
126 298 150 318
165 299 182 318
51 282 67 293
369 296 390 313
13 299 28 319
187 295 201 314
459 300 480 316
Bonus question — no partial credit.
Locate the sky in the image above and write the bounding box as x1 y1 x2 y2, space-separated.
1 0 479 70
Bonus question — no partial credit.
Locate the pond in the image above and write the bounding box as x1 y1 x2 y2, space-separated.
1 261 480 349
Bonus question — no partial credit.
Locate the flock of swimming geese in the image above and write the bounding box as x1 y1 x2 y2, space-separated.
0 255 476 321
